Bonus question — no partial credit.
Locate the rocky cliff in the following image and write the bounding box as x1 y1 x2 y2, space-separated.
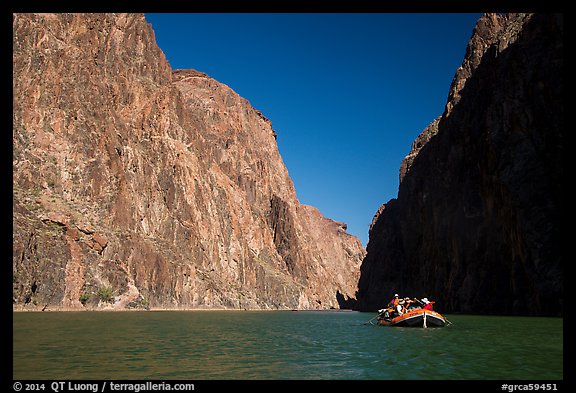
356 13 563 316
12 13 365 311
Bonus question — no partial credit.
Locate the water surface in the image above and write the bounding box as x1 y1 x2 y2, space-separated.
13 311 563 380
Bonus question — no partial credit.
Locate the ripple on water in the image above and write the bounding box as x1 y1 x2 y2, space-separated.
13 311 562 380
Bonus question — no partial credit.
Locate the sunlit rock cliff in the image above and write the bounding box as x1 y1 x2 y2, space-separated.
356 13 563 316
12 13 365 310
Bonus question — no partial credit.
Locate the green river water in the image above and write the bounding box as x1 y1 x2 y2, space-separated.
12 310 563 380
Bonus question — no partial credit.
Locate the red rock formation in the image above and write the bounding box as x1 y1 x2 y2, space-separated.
356 13 563 316
12 13 365 311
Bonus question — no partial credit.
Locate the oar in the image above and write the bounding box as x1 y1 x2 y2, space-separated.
364 312 381 325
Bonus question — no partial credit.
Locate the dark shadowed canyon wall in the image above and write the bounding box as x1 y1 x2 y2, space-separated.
356 13 563 316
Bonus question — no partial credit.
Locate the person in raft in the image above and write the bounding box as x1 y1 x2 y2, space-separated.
379 294 401 318
402 297 418 312
392 294 404 315
421 297 435 311
387 293 400 308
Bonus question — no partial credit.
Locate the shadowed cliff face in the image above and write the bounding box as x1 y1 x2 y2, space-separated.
356 13 563 316
12 13 365 311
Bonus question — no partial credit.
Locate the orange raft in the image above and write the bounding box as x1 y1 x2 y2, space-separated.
377 308 447 328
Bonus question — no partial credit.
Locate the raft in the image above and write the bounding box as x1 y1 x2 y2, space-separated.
377 308 447 328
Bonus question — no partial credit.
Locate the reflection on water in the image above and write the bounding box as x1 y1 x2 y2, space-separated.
13 311 562 380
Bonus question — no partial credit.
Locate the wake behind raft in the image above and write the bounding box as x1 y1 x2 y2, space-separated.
368 296 450 328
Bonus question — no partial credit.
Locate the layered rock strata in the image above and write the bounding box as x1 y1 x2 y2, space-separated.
13 13 365 311
356 13 563 316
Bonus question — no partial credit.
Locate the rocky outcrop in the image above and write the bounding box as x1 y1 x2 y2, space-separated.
356 14 563 316
399 117 440 185
12 13 365 311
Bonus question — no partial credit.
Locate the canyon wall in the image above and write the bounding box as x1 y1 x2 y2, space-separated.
12 13 365 311
356 14 563 316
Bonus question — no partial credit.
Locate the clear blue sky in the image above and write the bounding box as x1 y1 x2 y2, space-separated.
145 13 482 247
